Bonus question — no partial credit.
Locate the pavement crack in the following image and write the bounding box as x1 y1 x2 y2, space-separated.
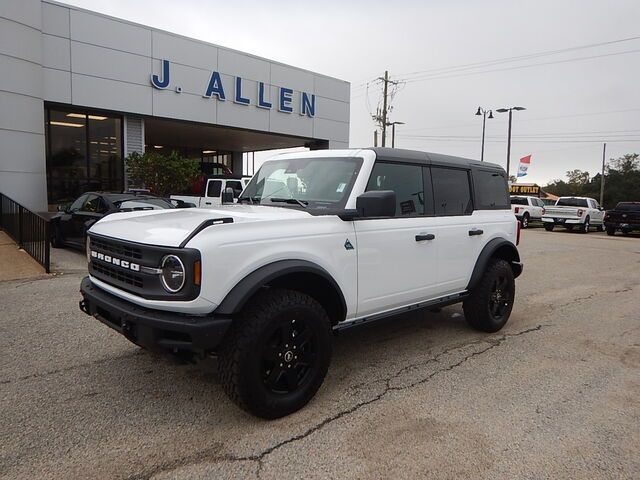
136 324 545 480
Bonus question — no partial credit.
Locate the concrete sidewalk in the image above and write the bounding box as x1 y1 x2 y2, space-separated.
0 231 46 282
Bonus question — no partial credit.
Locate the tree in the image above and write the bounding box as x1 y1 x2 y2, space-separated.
125 151 200 197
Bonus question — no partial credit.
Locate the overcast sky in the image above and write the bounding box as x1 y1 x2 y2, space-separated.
64 0 640 185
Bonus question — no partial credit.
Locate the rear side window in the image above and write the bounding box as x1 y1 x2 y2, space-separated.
206 180 222 197
366 162 425 216
431 167 473 216
475 170 509 209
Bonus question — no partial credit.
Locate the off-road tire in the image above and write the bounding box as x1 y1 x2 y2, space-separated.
544 224 554 232
606 226 616 236
218 288 332 419
521 213 530 229
581 216 590 234
463 259 515 333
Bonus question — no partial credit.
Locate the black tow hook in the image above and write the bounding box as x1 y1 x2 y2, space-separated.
79 299 89 315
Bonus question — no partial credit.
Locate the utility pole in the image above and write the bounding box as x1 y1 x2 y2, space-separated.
381 71 388 146
496 106 526 177
374 130 378 147
600 142 607 206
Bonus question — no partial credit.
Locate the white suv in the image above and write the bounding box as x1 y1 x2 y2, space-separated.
79 148 523 418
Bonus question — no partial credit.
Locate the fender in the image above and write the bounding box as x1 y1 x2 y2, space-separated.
215 259 347 317
466 238 522 291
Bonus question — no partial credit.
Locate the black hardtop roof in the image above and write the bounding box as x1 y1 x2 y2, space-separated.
365 147 505 172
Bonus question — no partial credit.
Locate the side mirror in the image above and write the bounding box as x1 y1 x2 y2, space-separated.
222 187 234 204
57 203 70 212
356 190 396 217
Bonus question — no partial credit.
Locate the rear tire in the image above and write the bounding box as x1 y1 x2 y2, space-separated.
463 259 515 333
218 288 332 419
597 224 605 232
544 224 554 232
581 216 590 234
521 213 530 229
606 226 616 236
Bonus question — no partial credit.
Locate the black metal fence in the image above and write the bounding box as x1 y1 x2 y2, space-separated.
0 193 50 273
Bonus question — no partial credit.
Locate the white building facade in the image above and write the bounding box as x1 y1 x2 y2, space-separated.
0 0 350 211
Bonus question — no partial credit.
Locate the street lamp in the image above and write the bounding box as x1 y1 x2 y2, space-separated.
495 106 526 177
387 121 405 148
475 107 493 161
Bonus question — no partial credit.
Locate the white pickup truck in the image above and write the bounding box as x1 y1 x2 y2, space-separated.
542 196 605 233
171 175 251 208
510 195 545 228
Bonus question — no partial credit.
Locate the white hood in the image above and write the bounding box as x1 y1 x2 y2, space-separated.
89 204 311 247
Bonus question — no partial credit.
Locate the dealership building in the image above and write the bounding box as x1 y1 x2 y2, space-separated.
0 0 350 212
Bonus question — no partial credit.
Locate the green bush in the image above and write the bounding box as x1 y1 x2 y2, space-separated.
125 150 200 197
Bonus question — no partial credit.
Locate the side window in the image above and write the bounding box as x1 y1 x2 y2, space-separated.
431 167 473 216
68 194 88 212
206 180 222 198
474 170 509 209
81 194 101 213
366 162 425 216
226 181 243 198
536 199 544 207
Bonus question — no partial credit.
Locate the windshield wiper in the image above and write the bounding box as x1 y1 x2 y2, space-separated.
270 198 308 208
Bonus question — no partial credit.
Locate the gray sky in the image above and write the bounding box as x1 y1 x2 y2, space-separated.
64 0 640 185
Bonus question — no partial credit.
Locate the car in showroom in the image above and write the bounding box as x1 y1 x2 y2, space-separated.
79 148 523 418
50 193 181 250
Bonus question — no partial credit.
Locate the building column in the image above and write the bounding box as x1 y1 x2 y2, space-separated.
123 115 145 190
231 151 243 175
0 1 46 212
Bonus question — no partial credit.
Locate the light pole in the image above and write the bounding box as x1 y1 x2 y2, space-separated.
387 121 405 148
496 106 526 177
475 107 493 161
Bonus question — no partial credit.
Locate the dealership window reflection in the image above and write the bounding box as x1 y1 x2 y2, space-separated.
46 108 123 207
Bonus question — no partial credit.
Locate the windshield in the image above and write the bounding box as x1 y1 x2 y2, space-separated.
239 157 363 210
556 197 588 207
116 198 174 211
510 197 528 205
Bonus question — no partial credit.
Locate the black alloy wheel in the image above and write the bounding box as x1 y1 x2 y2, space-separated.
488 274 512 320
521 213 530 229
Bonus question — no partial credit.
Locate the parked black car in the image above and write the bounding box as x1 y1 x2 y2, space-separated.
604 202 640 236
50 192 183 249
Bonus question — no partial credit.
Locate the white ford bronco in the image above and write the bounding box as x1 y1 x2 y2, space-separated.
79 148 523 418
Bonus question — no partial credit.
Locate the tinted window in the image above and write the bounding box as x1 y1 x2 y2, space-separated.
616 202 640 212
475 170 509 209
366 162 425 216
510 197 528 205
207 180 222 197
226 181 243 198
431 167 473 215
82 194 103 213
68 194 88 212
557 197 588 207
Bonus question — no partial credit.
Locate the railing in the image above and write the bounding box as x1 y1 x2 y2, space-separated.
0 193 50 273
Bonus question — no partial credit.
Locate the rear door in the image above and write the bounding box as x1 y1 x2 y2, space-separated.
354 162 439 317
203 180 222 207
589 198 605 224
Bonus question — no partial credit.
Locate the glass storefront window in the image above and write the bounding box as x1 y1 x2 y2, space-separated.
46 108 123 206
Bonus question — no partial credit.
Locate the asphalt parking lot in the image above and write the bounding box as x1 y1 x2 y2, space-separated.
1 229 639 479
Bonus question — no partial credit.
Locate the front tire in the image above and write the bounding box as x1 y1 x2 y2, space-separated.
521 213 530 229
544 223 554 232
463 259 515 333
218 289 332 419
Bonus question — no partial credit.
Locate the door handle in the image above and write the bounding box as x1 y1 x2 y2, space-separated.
415 233 435 241
468 229 484 236
205 202 212 205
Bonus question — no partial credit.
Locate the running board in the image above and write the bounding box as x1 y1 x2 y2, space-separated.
334 292 468 332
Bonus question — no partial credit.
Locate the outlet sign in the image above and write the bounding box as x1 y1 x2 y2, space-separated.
150 59 315 117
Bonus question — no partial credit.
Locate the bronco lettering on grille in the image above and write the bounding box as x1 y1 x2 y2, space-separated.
91 250 140 271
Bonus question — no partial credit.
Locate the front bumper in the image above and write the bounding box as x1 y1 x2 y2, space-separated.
79 276 232 355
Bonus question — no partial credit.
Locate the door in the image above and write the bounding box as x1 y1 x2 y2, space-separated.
70 194 105 246
530 197 544 220
590 199 605 224
430 166 480 294
59 194 88 243
354 162 439 317
203 180 222 206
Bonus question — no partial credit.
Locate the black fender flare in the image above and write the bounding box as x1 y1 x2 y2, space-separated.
215 259 347 317
466 238 522 291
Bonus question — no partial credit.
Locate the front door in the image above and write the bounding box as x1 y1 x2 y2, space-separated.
354 162 439 317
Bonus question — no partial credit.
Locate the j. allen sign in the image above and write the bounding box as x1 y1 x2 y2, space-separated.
150 60 316 117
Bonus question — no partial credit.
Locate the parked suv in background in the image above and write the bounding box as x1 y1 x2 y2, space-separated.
79 148 523 418
510 195 544 228
542 196 605 233
604 202 640 235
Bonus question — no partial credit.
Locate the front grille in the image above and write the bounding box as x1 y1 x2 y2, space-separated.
92 261 144 288
91 236 143 260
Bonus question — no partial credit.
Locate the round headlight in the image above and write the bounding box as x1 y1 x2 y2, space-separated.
160 255 186 293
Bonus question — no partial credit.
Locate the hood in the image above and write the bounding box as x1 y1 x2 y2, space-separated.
88 204 311 247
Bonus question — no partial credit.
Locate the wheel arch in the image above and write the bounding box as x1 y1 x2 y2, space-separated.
467 238 522 291
215 260 347 325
